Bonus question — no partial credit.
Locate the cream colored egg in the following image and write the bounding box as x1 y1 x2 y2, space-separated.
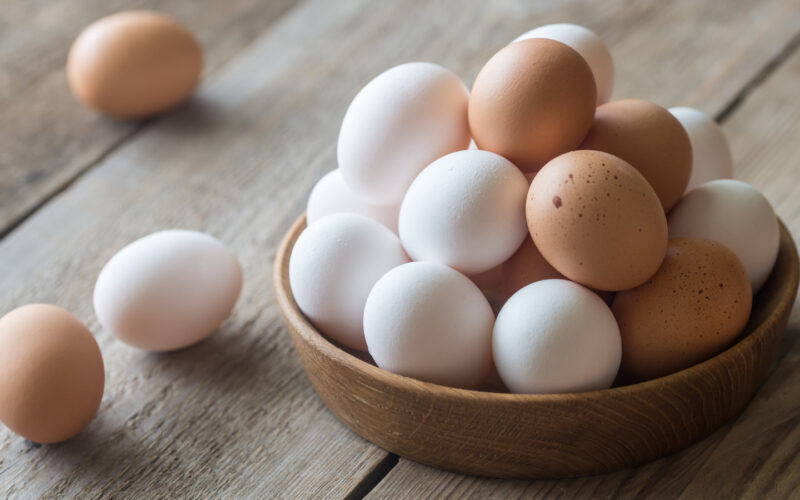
493 279 621 394
289 214 409 351
364 261 494 389
94 230 242 351
668 107 734 193
338 62 471 204
307 169 399 233
399 150 529 275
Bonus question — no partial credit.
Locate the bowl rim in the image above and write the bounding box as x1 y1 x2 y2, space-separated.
275 213 799 405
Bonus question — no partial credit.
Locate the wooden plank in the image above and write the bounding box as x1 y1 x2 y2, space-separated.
1 0 799 497
0 0 298 236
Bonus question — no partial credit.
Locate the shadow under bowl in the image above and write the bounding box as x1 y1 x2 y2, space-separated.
274 214 799 479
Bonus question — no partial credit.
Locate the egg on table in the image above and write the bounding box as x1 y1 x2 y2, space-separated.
68 10 203 119
94 230 243 352
0 304 105 444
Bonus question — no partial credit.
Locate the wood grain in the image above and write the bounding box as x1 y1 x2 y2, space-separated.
0 0 799 496
0 0 297 236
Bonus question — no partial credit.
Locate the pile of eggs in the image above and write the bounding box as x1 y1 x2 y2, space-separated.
290 23 781 393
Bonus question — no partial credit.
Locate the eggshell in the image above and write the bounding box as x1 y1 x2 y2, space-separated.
469 38 596 172
399 150 529 274
527 150 668 291
67 11 203 119
290 214 409 350
612 237 752 381
513 23 614 105
364 261 494 389
337 62 470 204
668 107 734 193
497 236 564 304
668 179 779 293
0 304 104 444
94 230 243 351
580 99 693 211
307 169 399 233
493 279 621 394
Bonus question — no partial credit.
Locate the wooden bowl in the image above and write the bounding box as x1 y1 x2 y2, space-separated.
274 214 799 479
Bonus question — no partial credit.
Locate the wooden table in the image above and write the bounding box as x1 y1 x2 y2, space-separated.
1 1 799 498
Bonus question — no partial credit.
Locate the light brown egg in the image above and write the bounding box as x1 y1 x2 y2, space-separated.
579 99 692 211
469 38 596 172
612 237 752 381
498 236 564 303
0 304 105 443
67 11 203 119
526 150 668 291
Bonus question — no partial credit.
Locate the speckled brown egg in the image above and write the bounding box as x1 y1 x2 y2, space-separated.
469 38 596 172
0 304 105 444
67 11 203 119
527 150 668 291
612 237 752 381
579 99 692 211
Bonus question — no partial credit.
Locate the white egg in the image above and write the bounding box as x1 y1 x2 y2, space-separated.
399 150 529 275
364 261 494 389
668 179 779 293
337 62 471 204
514 23 614 105
307 169 399 233
493 279 621 394
289 213 409 350
94 230 242 351
669 107 733 192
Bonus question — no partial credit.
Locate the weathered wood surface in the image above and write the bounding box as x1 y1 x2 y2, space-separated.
1 0 800 497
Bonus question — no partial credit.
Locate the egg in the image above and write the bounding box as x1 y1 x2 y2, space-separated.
399 150 529 275
94 230 243 351
527 150 668 291
364 261 494 389
0 304 104 444
290 214 409 350
67 11 203 119
497 236 564 304
613 237 752 381
668 107 734 193
513 23 614 105
668 179 780 293
337 62 470 204
580 99 693 211
493 279 621 394
307 169 399 233
469 38 596 172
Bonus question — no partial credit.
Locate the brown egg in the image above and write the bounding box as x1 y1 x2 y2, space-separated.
579 99 692 211
67 11 203 119
498 236 564 303
612 237 752 381
0 304 105 443
527 150 668 291
469 38 596 172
